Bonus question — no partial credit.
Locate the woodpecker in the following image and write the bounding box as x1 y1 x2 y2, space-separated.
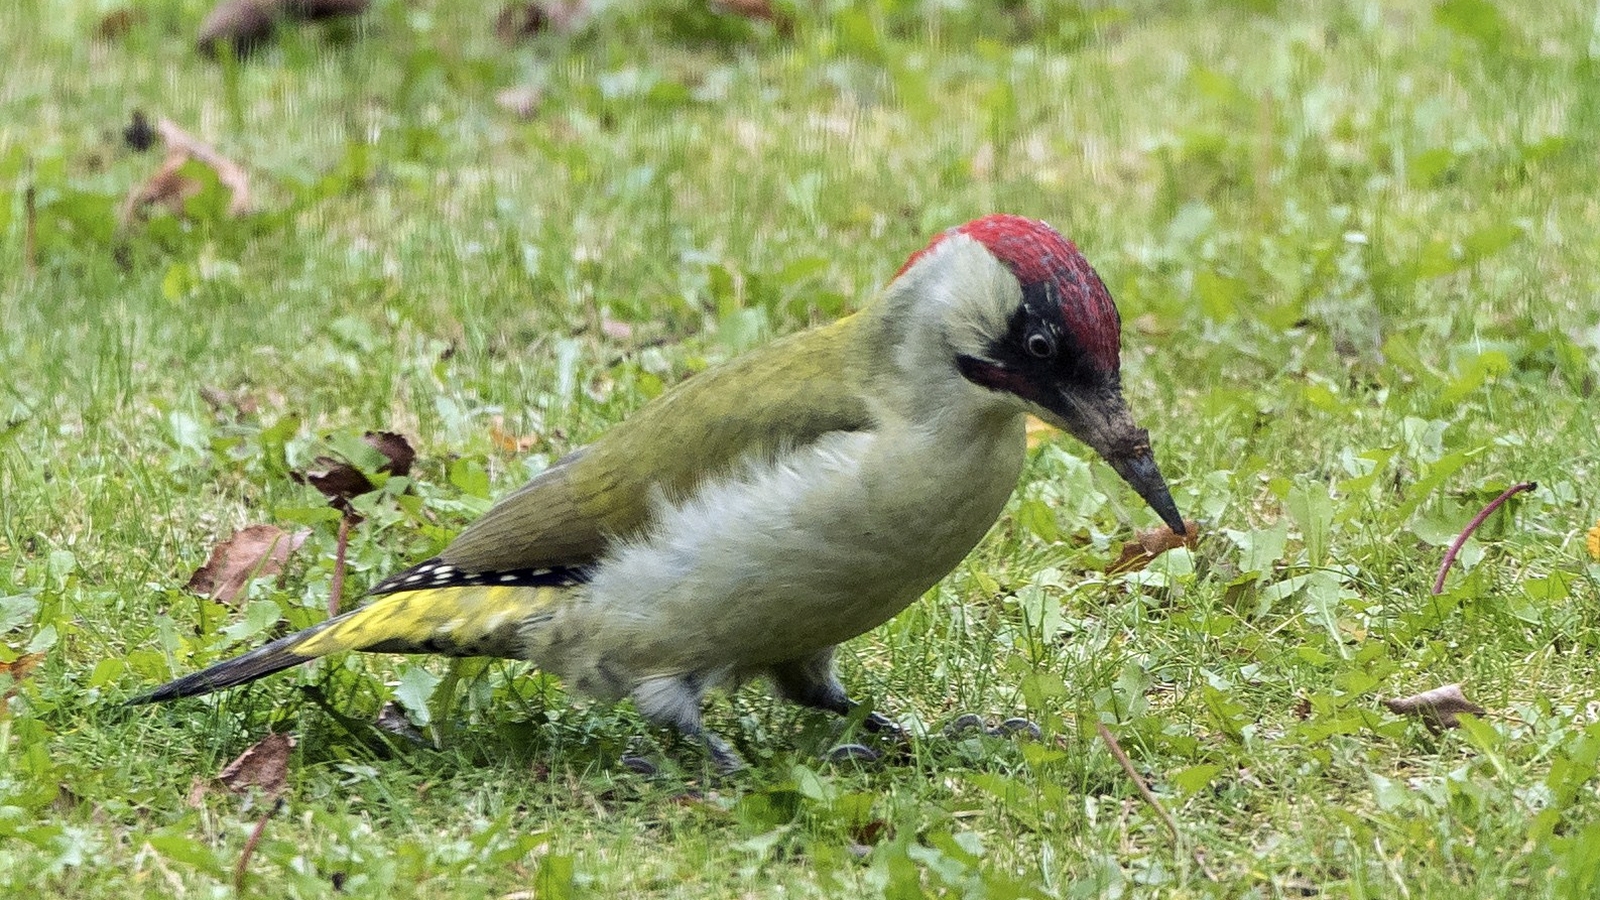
132 215 1185 769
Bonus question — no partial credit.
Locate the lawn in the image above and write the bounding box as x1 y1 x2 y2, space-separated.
3 0 1599 896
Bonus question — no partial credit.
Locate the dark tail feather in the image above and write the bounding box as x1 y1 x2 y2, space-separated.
127 618 339 705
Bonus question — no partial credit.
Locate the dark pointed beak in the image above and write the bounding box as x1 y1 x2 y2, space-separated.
1108 449 1186 534
1039 383 1185 534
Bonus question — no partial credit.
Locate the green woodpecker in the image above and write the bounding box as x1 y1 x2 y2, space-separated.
132 215 1185 768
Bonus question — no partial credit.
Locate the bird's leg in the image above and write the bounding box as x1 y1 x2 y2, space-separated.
768 648 907 756
632 673 744 773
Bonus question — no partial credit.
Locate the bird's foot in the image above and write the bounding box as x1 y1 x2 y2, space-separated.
701 729 745 774
619 754 658 776
824 742 882 764
942 713 1041 741
820 708 912 767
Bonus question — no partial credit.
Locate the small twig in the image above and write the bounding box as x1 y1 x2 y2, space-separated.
23 184 37 275
156 118 252 216
1432 481 1536 595
1096 722 1181 842
232 796 283 893
121 117 253 223
1095 722 1218 881
329 514 352 616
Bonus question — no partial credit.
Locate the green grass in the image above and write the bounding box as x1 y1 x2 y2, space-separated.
4 0 1600 895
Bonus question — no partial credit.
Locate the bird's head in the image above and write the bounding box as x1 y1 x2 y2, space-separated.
884 214 1185 534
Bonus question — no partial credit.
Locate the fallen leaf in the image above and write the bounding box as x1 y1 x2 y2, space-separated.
363 431 416 477
187 524 309 605
94 7 147 40
292 431 415 516
494 0 586 43
122 117 252 222
1107 521 1201 574
489 416 541 453
1 652 45 700
123 154 203 219
1292 696 1311 720
294 457 375 511
197 0 275 57
850 818 890 847
197 0 370 58
217 733 295 797
1586 520 1599 560
1383 683 1486 733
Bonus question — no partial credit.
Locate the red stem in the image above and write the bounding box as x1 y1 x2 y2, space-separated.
232 797 283 893
1432 481 1536 595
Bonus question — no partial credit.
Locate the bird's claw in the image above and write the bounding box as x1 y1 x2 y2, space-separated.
941 713 1041 741
825 742 882 765
942 713 988 738
989 717 1041 741
620 754 658 776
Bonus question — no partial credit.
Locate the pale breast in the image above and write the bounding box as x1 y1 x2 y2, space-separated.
560 414 1028 682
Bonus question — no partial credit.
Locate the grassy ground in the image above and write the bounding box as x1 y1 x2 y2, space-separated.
3 0 1600 896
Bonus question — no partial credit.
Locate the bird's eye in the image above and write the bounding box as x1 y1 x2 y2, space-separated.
1025 331 1055 359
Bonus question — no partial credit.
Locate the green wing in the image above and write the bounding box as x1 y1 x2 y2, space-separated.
438 316 876 573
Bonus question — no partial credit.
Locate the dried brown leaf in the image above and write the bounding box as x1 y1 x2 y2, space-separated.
197 0 276 57
494 0 586 43
363 430 416 477
187 524 309 605
294 457 374 511
217 732 295 797
489 415 541 454
122 118 252 223
1 652 46 700
292 431 415 515
1107 521 1201 574
1383 683 1486 733
198 0 369 57
850 818 890 847
123 154 203 220
94 7 147 40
